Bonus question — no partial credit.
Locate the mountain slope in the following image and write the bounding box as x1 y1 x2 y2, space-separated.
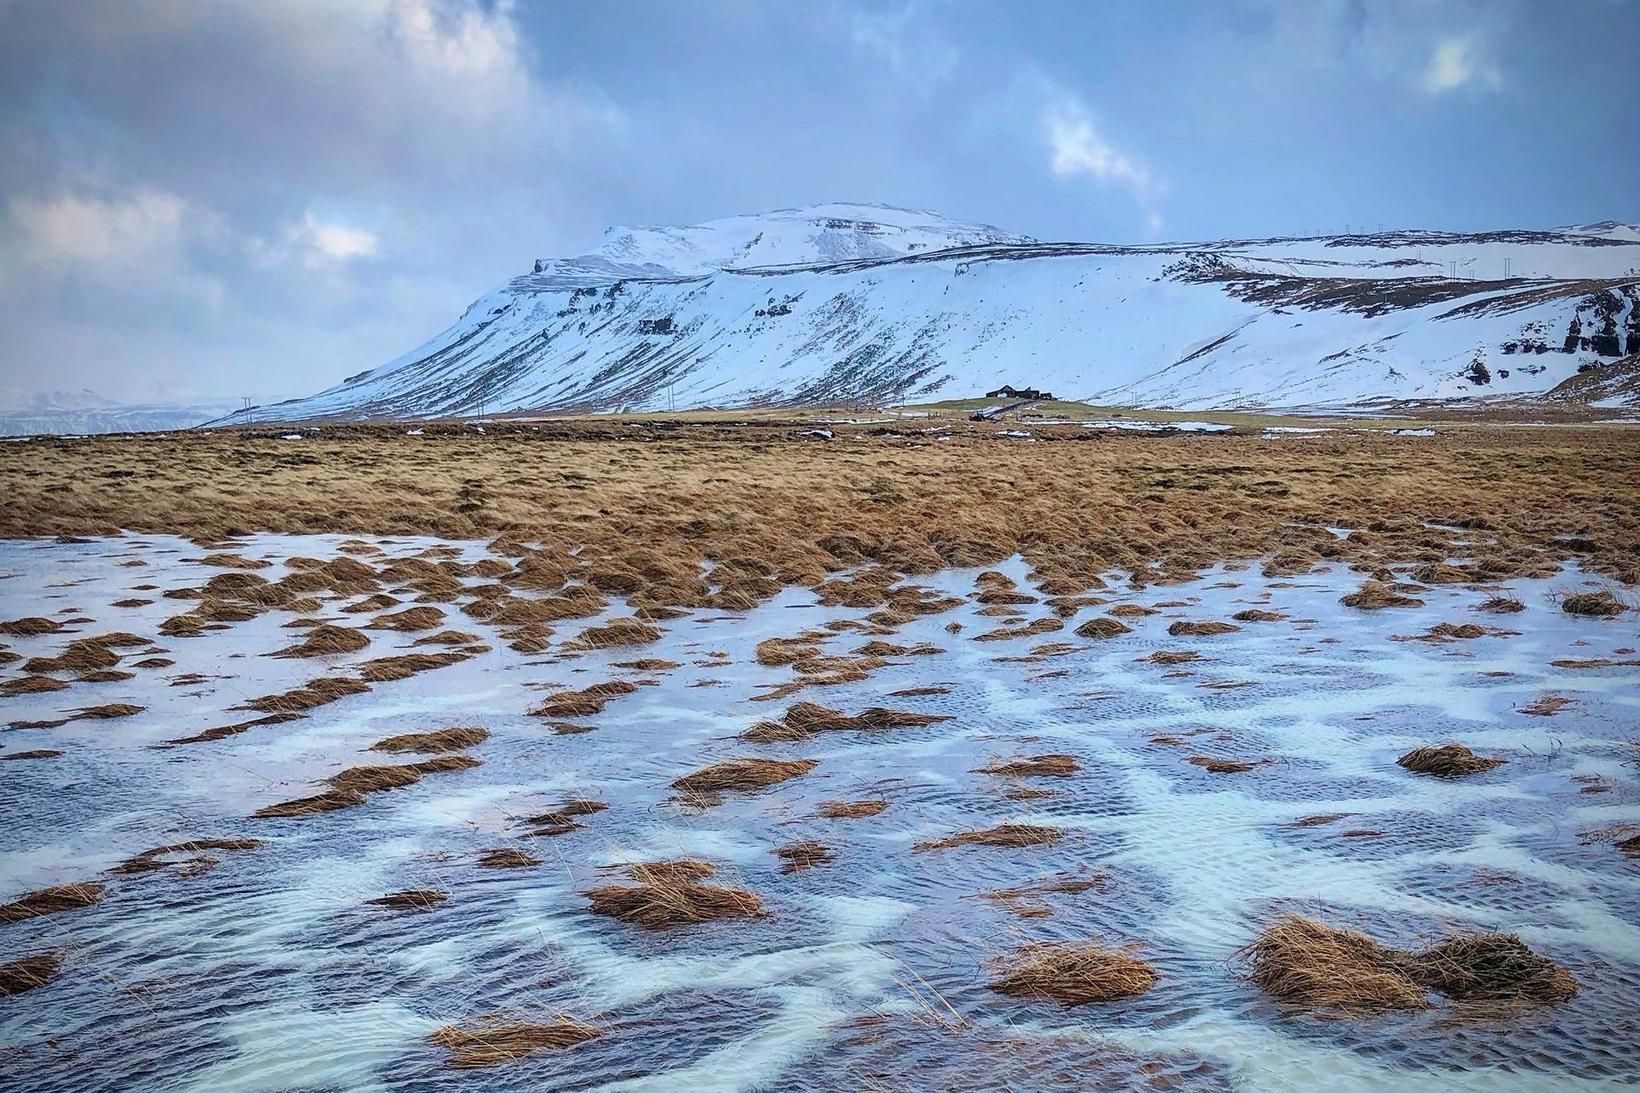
0 389 238 437
224 207 1640 423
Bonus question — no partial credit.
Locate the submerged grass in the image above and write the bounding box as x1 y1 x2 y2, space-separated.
429 1018 602 1068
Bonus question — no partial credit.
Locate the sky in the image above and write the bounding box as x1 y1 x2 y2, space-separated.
1 0 1636 407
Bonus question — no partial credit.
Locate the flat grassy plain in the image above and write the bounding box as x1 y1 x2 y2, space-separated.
3 419 1636 601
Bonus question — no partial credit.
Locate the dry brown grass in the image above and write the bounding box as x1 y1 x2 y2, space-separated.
1340 581 1424 609
368 889 448 910
366 605 446 631
0 749 61 761
1397 743 1505 778
817 798 888 819
1243 914 1577 1014
1 674 69 695
429 1017 601 1067
1560 590 1627 617
744 700 949 741
915 823 1063 852
3 428 1638 634
1232 609 1285 622
270 624 369 658
975 754 1081 778
477 848 541 869
369 726 489 753
253 789 367 818
1519 694 1573 717
774 840 834 872
238 676 370 713
566 617 663 648
0 616 63 636
1167 620 1240 636
0 882 103 922
354 651 468 681
1075 616 1132 638
585 859 764 927
990 940 1157 1005
110 838 262 875
0 953 61 996
671 757 817 795
1185 755 1264 774
68 703 144 721
528 680 636 718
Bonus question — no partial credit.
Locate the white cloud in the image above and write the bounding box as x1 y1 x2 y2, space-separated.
1422 34 1502 93
850 1 960 92
8 189 187 266
1037 85 1162 233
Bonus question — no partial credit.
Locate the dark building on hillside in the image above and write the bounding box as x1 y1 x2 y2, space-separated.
985 384 1054 400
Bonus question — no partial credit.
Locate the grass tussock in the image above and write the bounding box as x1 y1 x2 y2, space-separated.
369 726 489 753
519 796 608 836
1341 581 1424 609
915 823 1064 852
366 605 446 631
1185 755 1264 774
1075 616 1132 639
1243 914 1577 1014
817 798 888 819
0 749 62 761
354 651 467 682
69 703 144 721
1478 594 1525 613
0 953 61 996
477 848 540 869
429 1018 602 1068
528 680 637 718
368 889 448 910
1559 590 1626 617
566 617 663 649
238 676 370 713
990 940 1157 1006
584 859 764 927
253 789 367 818
1518 694 1573 717
1167 620 1240 636
0 617 63 636
1141 650 1199 665
744 700 949 741
0 882 103 922
1 674 69 695
612 657 681 670
1397 743 1505 778
110 838 262 875
1232 609 1285 622
671 757 817 795
975 754 1081 778
774 840 834 872
270 624 369 658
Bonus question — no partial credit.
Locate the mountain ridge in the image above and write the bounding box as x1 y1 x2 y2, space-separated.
210 204 1640 425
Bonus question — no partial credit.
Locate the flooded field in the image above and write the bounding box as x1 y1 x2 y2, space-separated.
2 532 1637 1092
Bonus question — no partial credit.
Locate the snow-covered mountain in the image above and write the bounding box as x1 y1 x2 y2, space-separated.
219 204 1640 423
0 389 238 437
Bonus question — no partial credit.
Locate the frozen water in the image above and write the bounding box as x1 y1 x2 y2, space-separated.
0 534 1636 1091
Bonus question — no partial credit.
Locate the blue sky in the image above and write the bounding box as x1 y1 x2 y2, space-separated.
1 0 1635 404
